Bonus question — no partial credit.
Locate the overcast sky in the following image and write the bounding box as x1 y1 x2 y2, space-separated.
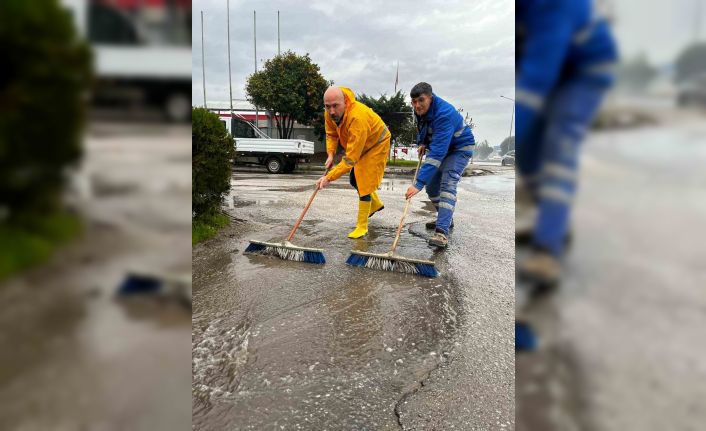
192 0 515 146
611 0 706 65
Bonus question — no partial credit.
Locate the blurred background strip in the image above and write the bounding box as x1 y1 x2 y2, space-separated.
516 0 706 430
0 0 191 430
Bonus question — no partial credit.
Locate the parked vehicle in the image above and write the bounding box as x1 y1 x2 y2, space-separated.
501 150 515 166
62 0 192 122
220 115 315 174
677 73 706 107
488 155 503 163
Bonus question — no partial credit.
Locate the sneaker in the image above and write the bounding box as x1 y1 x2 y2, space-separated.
518 250 562 289
425 220 454 229
428 231 449 248
516 228 573 249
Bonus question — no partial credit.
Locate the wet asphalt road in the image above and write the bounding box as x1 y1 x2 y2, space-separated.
0 123 192 430
192 168 515 429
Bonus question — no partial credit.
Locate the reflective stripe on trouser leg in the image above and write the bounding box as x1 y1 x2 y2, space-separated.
533 77 608 256
435 150 471 234
534 171 577 255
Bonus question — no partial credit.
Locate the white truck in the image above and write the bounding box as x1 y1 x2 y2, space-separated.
61 0 191 122
220 115 315 174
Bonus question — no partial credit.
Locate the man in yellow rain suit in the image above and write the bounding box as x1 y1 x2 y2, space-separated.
315 86 390 238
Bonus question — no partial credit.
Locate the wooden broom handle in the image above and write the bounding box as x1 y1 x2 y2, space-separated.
286 187 319 241
390 155 424 253
286 169 329 241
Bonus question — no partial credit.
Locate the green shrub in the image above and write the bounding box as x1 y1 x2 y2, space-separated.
0 0 92 220
192 108 235 219
675 43 706 82
0 1 90 280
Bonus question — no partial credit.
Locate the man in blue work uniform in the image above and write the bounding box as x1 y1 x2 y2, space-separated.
405 82 475 248
516 0 618 286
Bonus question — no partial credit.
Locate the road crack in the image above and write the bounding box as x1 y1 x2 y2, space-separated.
393 351 454 430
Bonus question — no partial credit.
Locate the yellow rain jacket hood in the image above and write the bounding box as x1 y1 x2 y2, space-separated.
325 87 390 197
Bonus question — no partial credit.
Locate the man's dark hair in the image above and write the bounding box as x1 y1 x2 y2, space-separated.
410 82 433 98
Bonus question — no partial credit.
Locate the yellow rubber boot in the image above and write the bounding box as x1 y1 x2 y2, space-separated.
369 191 384 218
348 200 371 238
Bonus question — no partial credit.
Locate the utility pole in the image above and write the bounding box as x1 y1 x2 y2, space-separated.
500 95 515 139
254 10 259 128
696 0 703 41
201 11 207 108
277 10 281 55
227 0 233 120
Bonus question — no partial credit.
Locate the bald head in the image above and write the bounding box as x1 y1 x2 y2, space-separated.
324 86 346 123
324 86 344 103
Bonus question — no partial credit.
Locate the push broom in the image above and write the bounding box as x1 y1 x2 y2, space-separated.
244 175 327 264
346 155 439 278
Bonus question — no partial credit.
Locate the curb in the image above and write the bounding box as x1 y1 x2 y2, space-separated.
234 164 512 176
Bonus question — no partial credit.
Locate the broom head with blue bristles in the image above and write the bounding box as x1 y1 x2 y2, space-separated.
346 249 438 278
244 239 326 264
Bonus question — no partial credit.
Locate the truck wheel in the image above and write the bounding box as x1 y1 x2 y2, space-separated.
265 157 284 174
164 93 191 123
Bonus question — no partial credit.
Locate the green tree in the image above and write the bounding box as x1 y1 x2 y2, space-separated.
396 116 417 147
192 108 235 219
500 136 515 155
618 53 657 90
357 90 413 141
475 140 493 160
246 51 330 139
675 43 706 82
0 0 92 220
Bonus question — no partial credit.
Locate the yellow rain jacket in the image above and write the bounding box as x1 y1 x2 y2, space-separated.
325 87 391 197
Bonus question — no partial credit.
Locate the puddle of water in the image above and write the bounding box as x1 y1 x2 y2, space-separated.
459 173 514 194
192 215 462 428
265 187 312 193
91 177 140 197
230 198 278 208
192 169 518 428
193 316 251 406
378 177 403 191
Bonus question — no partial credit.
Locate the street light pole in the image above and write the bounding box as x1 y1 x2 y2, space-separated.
254 10 259 128
201 11 207 109
510 104 515 138
500 95 514 140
